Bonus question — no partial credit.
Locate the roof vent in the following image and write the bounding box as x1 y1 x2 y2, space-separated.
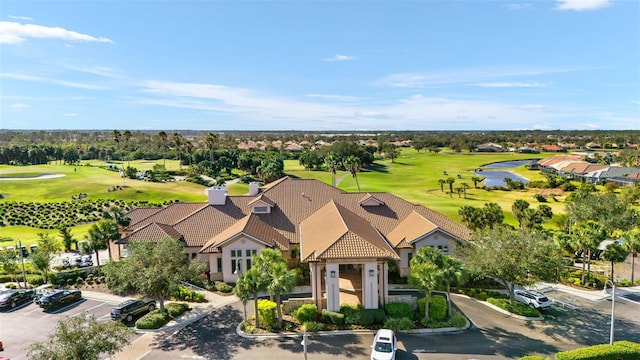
249 182 260 196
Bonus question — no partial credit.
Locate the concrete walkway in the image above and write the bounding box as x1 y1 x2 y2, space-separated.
107 291 239 360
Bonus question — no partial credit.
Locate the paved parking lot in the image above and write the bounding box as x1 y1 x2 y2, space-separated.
0 292 128 360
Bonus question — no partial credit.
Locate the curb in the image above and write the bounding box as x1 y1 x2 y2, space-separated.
478 299 544 321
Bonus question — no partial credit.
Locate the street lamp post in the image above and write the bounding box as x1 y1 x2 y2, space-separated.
604 279 616 345
16 239 27 288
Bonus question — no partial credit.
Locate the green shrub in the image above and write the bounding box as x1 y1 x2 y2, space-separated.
6 283 17 289
294 304 318 323
27 274 45 286
302 321 324 332
385 302 414 320
258 299 277 331
340 304 363 325
166 302 190 317
363 308 386 324
172 286 206 302
418 295 447 320
320 309 344 325
519 356 550 360
0 274 13 283
487 298 541 317
555 341 640 360
214 281 233 293
383 317 414 332
420 310 467 329
136 309 170 329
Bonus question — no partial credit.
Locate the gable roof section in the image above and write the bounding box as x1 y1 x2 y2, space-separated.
300 200 398 261
386 211 438 247
358 193 385 206
126 208 162 226
117 222 183 244
125 202 208 231
247 194 276 207
200 213 289 253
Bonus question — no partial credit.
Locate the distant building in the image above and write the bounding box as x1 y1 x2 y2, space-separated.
476 143 504 152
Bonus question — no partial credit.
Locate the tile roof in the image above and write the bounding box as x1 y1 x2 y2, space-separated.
124 176 469 261
199 213 289 253
300 200 399 261
118 222 183 244
125 208 162 226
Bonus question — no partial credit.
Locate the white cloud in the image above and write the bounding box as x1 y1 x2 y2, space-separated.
474 82 549 88
379 66 581 88
8 15 33 21
0 72 108 90
0 21 113 44
61 64 121 78
305 94 362 102
505 3 532 10
323 54 356 61
516 104 551 111
555 0 612 11
10 103 30 109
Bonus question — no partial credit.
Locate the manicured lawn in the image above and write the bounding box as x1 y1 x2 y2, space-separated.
0 224 93 247
78 159 184 171
286 148 565 225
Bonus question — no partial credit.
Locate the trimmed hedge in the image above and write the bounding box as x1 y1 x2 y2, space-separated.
302 321 324 332
519 356 549 360
385 302 414 320
320 309 344 325
418 295 447 320
294 304 318 323
487 298 541 317
363 308 386 325
135 302 190 329
555 341 640 360
258 299 277 331
340 304 364 325
172 286 206 302
383 317 414 332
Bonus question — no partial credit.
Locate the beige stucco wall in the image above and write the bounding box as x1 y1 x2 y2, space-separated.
206 235 267 283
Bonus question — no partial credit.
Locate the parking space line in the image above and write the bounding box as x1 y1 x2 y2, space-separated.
69 302 108 318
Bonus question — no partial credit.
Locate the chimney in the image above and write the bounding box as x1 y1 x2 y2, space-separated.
248 182 260 196
207 186 227 205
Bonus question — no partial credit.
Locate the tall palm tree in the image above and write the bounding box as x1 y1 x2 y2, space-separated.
157 131 167 166
184 141 194 168
439 256 465 318
85 219 120 270
461 182 470 199
571 221 606 286
267 262 297 329
325 152 340 187
621 229 640 283
438 179 446 192
172 132 183 170
409 246 442 319
234 272 252 324
343 155 361 191
205 133 219 163
445 177 456 194
602 242 628 282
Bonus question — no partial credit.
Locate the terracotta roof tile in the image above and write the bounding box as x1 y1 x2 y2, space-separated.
387 211 438 247
118 222 183 244
200 214 289 253
124 203 207 231
126 208 163 227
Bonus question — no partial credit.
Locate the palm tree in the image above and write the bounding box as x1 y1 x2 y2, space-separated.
439 256 465 318
184 141 194 168
241 268 267 329
571 221 606 286
461 182 470 199
157 131 167 166
409 246 442 319
602 242 628 282
437 179 446 192
343 155 361 191
234 272 252 324
85 219 120 270
325 152 340 187
445 177 456 194
471 176 484 188
621 230 640 283
205 133 219 163
267 262 297 329
172 132 183 170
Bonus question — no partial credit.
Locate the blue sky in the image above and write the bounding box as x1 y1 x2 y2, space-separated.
1 0 638 131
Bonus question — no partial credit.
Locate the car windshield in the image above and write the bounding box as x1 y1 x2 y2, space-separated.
374 342 393 353
538 297 549 302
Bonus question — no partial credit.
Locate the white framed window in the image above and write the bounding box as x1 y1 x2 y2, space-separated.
253 206 269 213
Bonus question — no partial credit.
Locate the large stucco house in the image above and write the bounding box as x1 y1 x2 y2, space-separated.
113 177 471 312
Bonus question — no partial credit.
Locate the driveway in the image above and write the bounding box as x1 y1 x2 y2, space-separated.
132 291 640 360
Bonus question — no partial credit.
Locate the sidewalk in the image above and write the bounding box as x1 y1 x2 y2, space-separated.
530 281 640 303
108 291 239 360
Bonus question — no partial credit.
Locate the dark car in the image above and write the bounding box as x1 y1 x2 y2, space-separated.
38 289 82 311
111 299 156 322
0 289 34 310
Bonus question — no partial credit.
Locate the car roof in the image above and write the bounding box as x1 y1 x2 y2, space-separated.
375 329 395 340
116 299 140 307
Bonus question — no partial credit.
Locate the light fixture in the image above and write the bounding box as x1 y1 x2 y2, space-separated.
369 269 375 277
330 270 336 278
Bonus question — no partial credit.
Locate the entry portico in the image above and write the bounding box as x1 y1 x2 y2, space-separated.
301 200 399 311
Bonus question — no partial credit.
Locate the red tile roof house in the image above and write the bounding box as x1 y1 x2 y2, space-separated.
114 177 471 312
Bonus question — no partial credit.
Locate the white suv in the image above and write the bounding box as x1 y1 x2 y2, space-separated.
514 290 551 310
370 328 397 360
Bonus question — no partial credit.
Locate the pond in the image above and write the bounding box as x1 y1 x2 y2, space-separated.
475 160 537 187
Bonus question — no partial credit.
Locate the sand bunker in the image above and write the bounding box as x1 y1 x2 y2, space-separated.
0 174 66 181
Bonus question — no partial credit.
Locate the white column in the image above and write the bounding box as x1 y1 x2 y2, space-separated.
363 262 379 309
310 263 322 310
325 263 340 312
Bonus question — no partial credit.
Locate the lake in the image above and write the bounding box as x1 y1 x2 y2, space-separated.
475 160 536 187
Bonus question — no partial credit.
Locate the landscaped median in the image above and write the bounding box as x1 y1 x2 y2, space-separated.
519 340 640 360
237 296 470 338
135 302 191 330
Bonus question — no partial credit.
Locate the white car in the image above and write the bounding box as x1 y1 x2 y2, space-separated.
370 328 397 360
514 290 551 310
